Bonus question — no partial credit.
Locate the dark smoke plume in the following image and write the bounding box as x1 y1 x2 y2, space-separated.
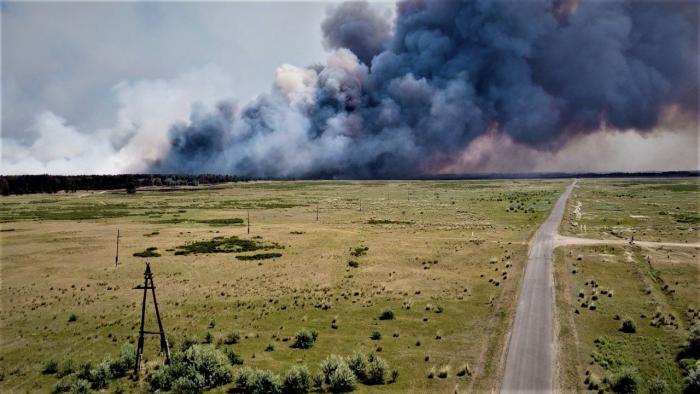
154 0 699 178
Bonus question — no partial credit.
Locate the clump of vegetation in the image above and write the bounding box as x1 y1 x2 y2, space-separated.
283 365 312 394
108 344 136 378
149 345 232 392
319 355 356 393
235 252 283 261
347 260 359 268
68 313 78 322
350 245 369 257
610 367 640 394
42 360 58 375
367 219 413 225
620 318 637 333
292 328 318 349
174 236 282 256
235 367 282 394
225 349 244 366
133 247 161 258
370 330 382 340
223 331 240 345
378 308 395 320
198 218 244 226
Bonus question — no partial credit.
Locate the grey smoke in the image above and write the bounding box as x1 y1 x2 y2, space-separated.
154 0 699 178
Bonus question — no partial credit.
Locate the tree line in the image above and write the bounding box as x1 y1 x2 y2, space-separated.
0 174 249 196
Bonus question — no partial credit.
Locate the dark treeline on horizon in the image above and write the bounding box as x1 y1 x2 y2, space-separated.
0 174 249 196
1 171 697 196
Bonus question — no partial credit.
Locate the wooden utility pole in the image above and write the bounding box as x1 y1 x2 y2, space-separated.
115 229 120 267
316 204 319 221
359 199 362 212
133 262 171 376
247 210 250 234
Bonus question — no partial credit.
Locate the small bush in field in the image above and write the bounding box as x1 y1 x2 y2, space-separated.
42 360 58 374
223 331 240 345
283 365 312 394
370 330 381 340
292 328 318 349
378 308 395 320
620 318 637 333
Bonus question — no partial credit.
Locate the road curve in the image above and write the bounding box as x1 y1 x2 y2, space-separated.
501 180 577 393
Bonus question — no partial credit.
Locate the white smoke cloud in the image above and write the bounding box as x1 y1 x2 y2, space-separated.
1 65 235 175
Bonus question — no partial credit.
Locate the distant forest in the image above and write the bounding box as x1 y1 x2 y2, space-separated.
0 174 249 195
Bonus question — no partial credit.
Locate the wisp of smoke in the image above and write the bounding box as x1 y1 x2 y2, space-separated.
153 0 698 178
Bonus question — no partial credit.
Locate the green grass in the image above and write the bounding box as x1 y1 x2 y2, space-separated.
174 236 283 256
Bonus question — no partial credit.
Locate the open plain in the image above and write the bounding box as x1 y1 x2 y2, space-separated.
1 178 698 393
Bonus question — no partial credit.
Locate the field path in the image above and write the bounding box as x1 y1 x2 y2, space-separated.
501 180 576 393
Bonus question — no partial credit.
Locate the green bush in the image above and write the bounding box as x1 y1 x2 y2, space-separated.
42 359 59 374
610 367 640 394
292 328 318 349
283 365 312 394
172 375 204 394
346 352 367 382
370 330 381 340
57 359 75 378
108 343 136 378
378 309 394 320
686 360 700 394
620 318 637 333
70 379 92 394
235 367 282 394
149 345 232 391
224 332 241 345
68 313 78 322
685 323 700 358
226 349 244 365
648 378 668 394
347 260 359 268
319 355 356 393
181 336 200 351
364 353 387 385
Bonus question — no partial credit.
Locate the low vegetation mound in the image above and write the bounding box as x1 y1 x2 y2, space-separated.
174 236 282 256
366 219 413 225
149 345 232 392
133 247 161 258
235 252 283 261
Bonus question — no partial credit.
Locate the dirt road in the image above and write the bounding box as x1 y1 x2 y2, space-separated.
501 180 576 393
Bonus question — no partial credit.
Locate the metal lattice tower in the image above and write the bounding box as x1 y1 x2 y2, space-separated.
133 262 171 376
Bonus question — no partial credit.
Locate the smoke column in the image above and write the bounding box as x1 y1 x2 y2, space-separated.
154 0 698 178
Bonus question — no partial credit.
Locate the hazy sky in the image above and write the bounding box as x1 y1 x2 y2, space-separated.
1 1 698 175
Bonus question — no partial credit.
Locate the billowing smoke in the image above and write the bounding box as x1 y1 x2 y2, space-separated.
153 0 698 178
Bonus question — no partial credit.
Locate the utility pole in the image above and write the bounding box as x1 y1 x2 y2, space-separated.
133 262 171 376
316 204 319 221
359 199 362 212
247 210 250 234
115 229 120 267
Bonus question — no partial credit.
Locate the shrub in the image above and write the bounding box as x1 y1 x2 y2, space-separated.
328 363 356 393
686 360 700 394
611 367 640 394
265 343 275 352
57 359 75 378
648 378 668 394
70 379 92 394
68 313 78 322
224 331 241 345
42 359 59 374
620 318 637 333
346 352 367 382
181 336 199 351
378 309 395 320
685 323 700 358
226 349 244 365
320 355 345 383
283 365 312 394
389 369 399 383
348 260 359 268
364 353 387 385
236 253 283 261
172 375 204 394
370 330 381 340
149 345 232 391
437 365 449 379
292 328 318 349
203 331 214 344
109 343 136 378
235 367 282 394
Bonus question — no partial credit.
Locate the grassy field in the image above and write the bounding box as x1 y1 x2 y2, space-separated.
0 180 566 393
555 179 700 393
560 179 700 243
